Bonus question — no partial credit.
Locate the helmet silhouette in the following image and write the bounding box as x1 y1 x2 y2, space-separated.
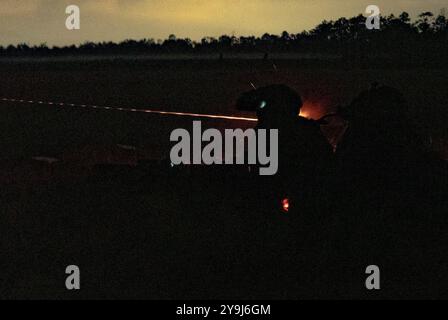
236 84 302 128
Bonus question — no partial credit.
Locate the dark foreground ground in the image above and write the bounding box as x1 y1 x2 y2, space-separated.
1 58 447 299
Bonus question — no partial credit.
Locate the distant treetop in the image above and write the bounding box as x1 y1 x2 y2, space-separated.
1 11 447 59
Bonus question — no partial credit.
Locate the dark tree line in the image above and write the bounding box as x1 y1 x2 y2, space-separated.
1 11 447 61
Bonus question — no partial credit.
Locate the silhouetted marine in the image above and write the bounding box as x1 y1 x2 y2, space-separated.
237 84 333 213
336 84 421 200
236 84 336 297
326 84 444 297
335 85 417 215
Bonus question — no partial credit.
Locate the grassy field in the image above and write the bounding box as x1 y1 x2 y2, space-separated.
1 57 447 160
1 58 447 299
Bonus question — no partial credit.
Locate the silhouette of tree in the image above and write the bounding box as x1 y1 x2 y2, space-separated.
416 12 435 33
0 11 446 64
434 14 448 33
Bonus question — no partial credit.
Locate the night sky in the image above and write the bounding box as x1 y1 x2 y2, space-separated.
0 0 445 46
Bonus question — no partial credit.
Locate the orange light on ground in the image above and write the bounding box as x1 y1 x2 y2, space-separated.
282 198 290 212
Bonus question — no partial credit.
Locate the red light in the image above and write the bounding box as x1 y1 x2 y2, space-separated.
282 198 290 212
